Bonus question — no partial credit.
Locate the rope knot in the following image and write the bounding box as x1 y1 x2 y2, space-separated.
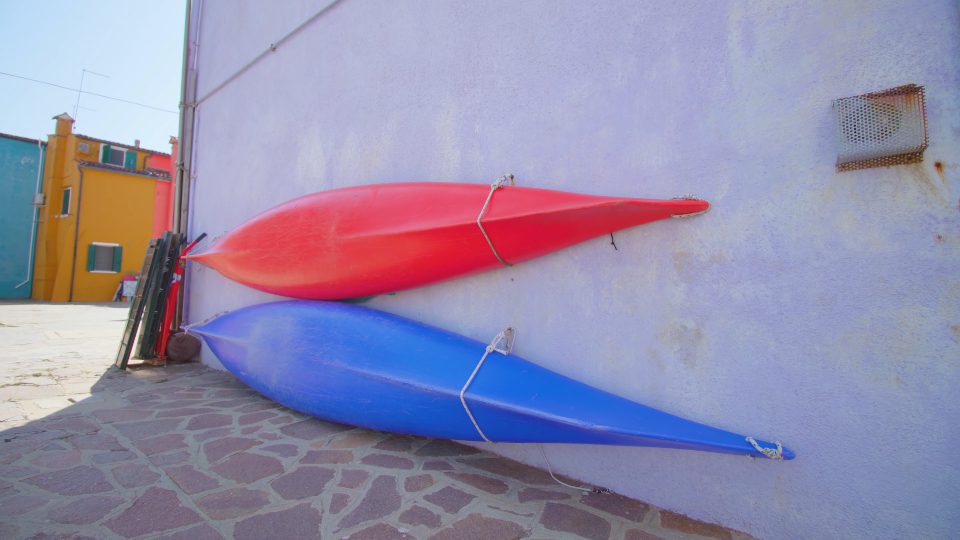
745 436 784 460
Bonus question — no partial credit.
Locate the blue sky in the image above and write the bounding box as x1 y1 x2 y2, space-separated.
0 0 186 152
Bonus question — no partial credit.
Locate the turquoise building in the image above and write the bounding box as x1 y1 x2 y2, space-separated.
0 133 45 299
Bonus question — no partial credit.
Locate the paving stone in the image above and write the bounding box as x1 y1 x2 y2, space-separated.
69 433 122 451
238 411 276 425
346 523 414 539
0 464 39 479
460 457 554 485
446 471 509 494
659 511 733 540
423 486 476 514
203 436 260 463
91 450 137 464
374 435 415 452
185 413 233 430
165 464 220 494
625 529 667 540
339 469 370 489
338 475 401 530
361 453 416 470
423 460 455 471
194 427 233 442
0 494 48 516
416 439 480 457
270 466 336 500
134 433 187 455
42 416 100 434
236 401 280 413
301 449 354 465
112 462 160 488
205 398 256 408
0 523 18 538
540 502 610 540
399 504 442 528
517 487 570 503
279 418 351 440
156 407 217 418
330 492 350 514
24 531 98 540
91 409 153 423
269 415 296 426
162 523 225 540
29 449 82 469
24 465 112 495
210 388 253 399
112 418 182 440
404 473 435 492
196 487 270 519
48 495 124 524
211 452 283 483
580 490 649 522
149 449 192 467
330 430 384 449
429 513 529 540
259 443 299 457
234 503 321 540
104 487 202 537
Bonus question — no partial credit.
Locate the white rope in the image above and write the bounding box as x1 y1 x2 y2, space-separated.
670 194 710 219
745 436 784 460
460 327 515 443
538 445 609 493
182 310 228 333
477 175 516 266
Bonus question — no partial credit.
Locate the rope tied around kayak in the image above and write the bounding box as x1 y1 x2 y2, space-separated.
670 194 710 219
182 310 229 334
460 327 515 443
477 175 516 267
745 436 785 460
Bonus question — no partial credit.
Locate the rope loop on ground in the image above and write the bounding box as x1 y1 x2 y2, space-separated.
460 327 515 443
745 436 784 460
477 175 516 266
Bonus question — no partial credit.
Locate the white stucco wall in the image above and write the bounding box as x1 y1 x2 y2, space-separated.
183 1 960 537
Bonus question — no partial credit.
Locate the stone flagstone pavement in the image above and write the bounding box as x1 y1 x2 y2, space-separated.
0 301 750 540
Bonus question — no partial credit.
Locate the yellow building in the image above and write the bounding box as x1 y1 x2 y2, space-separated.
32 114 174 302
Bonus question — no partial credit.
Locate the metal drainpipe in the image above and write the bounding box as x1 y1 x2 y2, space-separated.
173 0 195 235
67 167 84 302
172 0 196 328
14 140 45 290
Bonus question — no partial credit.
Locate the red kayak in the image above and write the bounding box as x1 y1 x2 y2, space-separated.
188 182 708 299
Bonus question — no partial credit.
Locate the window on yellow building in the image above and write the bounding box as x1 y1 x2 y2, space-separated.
60 187 71 215
87 243 122 273
100 145 137 169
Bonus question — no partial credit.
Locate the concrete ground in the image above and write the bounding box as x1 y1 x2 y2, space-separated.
0 302 749 540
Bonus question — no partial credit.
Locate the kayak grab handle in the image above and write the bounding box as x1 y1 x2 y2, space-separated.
460 327 516 443
477 175 516 267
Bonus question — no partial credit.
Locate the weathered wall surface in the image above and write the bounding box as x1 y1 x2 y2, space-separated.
0 135 43 298
184 1 960 537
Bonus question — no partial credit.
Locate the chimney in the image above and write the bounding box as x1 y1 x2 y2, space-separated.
52 113 74 136
135 139 141 148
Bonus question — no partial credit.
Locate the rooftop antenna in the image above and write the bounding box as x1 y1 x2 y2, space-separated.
73 68 109 124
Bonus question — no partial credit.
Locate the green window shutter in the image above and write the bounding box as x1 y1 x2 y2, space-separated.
87 244 96 272
101 145 111 163
112 246 123 272
61 188 71 215
124 151 137 169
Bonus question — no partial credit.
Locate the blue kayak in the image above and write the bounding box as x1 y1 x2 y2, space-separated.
190 301 793 460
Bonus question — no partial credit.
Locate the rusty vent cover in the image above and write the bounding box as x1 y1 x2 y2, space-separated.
833 84 928 172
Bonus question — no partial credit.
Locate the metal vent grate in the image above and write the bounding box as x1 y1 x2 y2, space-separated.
833 84 928 172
